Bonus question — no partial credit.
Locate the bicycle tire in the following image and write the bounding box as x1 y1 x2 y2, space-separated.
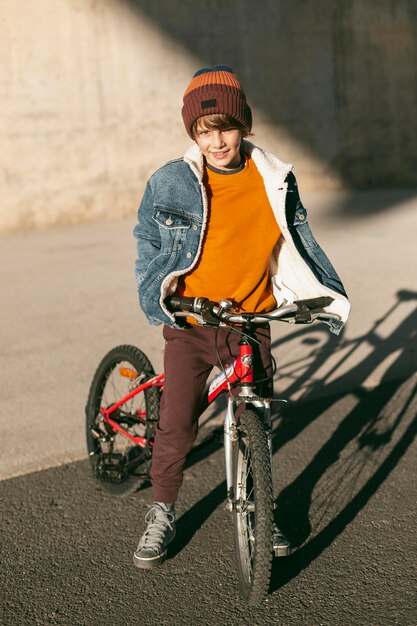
233 409 274 604
86 344 160 496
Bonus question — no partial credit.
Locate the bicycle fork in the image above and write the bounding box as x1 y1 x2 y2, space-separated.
224 395 272 511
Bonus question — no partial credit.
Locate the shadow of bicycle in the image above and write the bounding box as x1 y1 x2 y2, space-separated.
174 290 417 582
269 289 417 591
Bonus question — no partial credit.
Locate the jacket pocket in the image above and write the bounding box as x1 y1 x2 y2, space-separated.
152 206 191 254
153 206 192 230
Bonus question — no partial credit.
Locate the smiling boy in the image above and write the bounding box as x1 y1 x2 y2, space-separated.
133 66 350 569
195 121 242 169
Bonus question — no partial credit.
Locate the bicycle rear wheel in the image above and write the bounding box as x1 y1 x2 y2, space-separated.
233 409 274 604
86 344 160 496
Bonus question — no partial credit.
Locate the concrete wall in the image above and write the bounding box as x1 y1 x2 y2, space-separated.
1 0 416 231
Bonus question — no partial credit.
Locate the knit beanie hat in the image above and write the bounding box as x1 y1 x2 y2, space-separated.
182 65 252 138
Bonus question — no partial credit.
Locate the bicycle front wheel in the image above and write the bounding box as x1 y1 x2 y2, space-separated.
233 409 274 604
86 344 160 496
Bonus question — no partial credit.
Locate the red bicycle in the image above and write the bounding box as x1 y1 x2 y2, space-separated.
86 295 339 604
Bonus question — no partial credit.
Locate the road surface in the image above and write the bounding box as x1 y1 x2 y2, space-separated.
1 189 416 624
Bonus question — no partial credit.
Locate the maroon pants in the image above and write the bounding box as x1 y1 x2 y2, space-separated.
151 324 272 503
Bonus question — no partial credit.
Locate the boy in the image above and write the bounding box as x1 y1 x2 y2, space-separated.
133 65 350 569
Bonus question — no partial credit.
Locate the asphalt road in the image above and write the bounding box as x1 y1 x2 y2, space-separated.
2 188 417 481
1 374 416 626
1 189 417 624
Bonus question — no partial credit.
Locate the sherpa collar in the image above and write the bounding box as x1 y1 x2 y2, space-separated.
183 140 293 186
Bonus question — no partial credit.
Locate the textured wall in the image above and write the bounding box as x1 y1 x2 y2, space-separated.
1 0 416 231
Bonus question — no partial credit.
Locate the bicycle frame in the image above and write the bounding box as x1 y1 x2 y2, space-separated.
99 373 164 448
99 334 271 503
90 297 340 599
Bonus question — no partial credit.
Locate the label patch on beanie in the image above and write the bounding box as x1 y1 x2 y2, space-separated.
201 98 217 109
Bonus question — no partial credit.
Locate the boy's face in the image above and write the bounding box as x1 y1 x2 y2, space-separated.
194 118 243 170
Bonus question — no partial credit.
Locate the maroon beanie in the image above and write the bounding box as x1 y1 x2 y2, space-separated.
181 65 252 138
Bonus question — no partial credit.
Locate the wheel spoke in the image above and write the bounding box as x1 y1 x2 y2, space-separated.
86 346 160 496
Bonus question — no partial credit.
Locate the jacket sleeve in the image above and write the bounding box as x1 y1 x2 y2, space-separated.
133 181 162 314
285 172 348 299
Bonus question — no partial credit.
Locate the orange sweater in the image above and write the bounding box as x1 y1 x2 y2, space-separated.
177 156 281 312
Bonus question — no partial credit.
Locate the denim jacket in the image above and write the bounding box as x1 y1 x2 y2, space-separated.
134 140 350 334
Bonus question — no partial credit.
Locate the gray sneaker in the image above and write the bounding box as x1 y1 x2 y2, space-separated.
133 503 176 570
273 524 291 557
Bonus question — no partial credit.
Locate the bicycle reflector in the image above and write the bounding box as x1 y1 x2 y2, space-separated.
119 367 138 379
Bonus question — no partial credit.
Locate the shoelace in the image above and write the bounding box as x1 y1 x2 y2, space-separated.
138 506 175 549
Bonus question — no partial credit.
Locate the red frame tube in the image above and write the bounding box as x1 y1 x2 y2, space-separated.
100 373 164 447
99 343 253 445
207 343 253 404
102 373 164 418
105 416 149 448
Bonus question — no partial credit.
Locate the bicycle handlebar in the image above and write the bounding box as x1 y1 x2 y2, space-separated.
166 295 340 326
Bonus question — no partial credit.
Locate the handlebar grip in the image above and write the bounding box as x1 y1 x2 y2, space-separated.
166 296 197 312
294 296 334 310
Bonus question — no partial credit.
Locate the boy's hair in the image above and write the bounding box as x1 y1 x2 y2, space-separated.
191 113 252 139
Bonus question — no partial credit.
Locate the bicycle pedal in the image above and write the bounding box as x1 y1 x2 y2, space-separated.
95 452 127 483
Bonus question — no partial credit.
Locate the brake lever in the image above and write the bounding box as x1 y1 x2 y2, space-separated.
294 303 312 323
200 302 224 326
172 311 205 325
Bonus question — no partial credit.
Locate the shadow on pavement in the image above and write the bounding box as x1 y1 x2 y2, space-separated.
173 290 417 588
169 478 226 559
271 407 417 592
329 188 417 220
270 289 417 589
